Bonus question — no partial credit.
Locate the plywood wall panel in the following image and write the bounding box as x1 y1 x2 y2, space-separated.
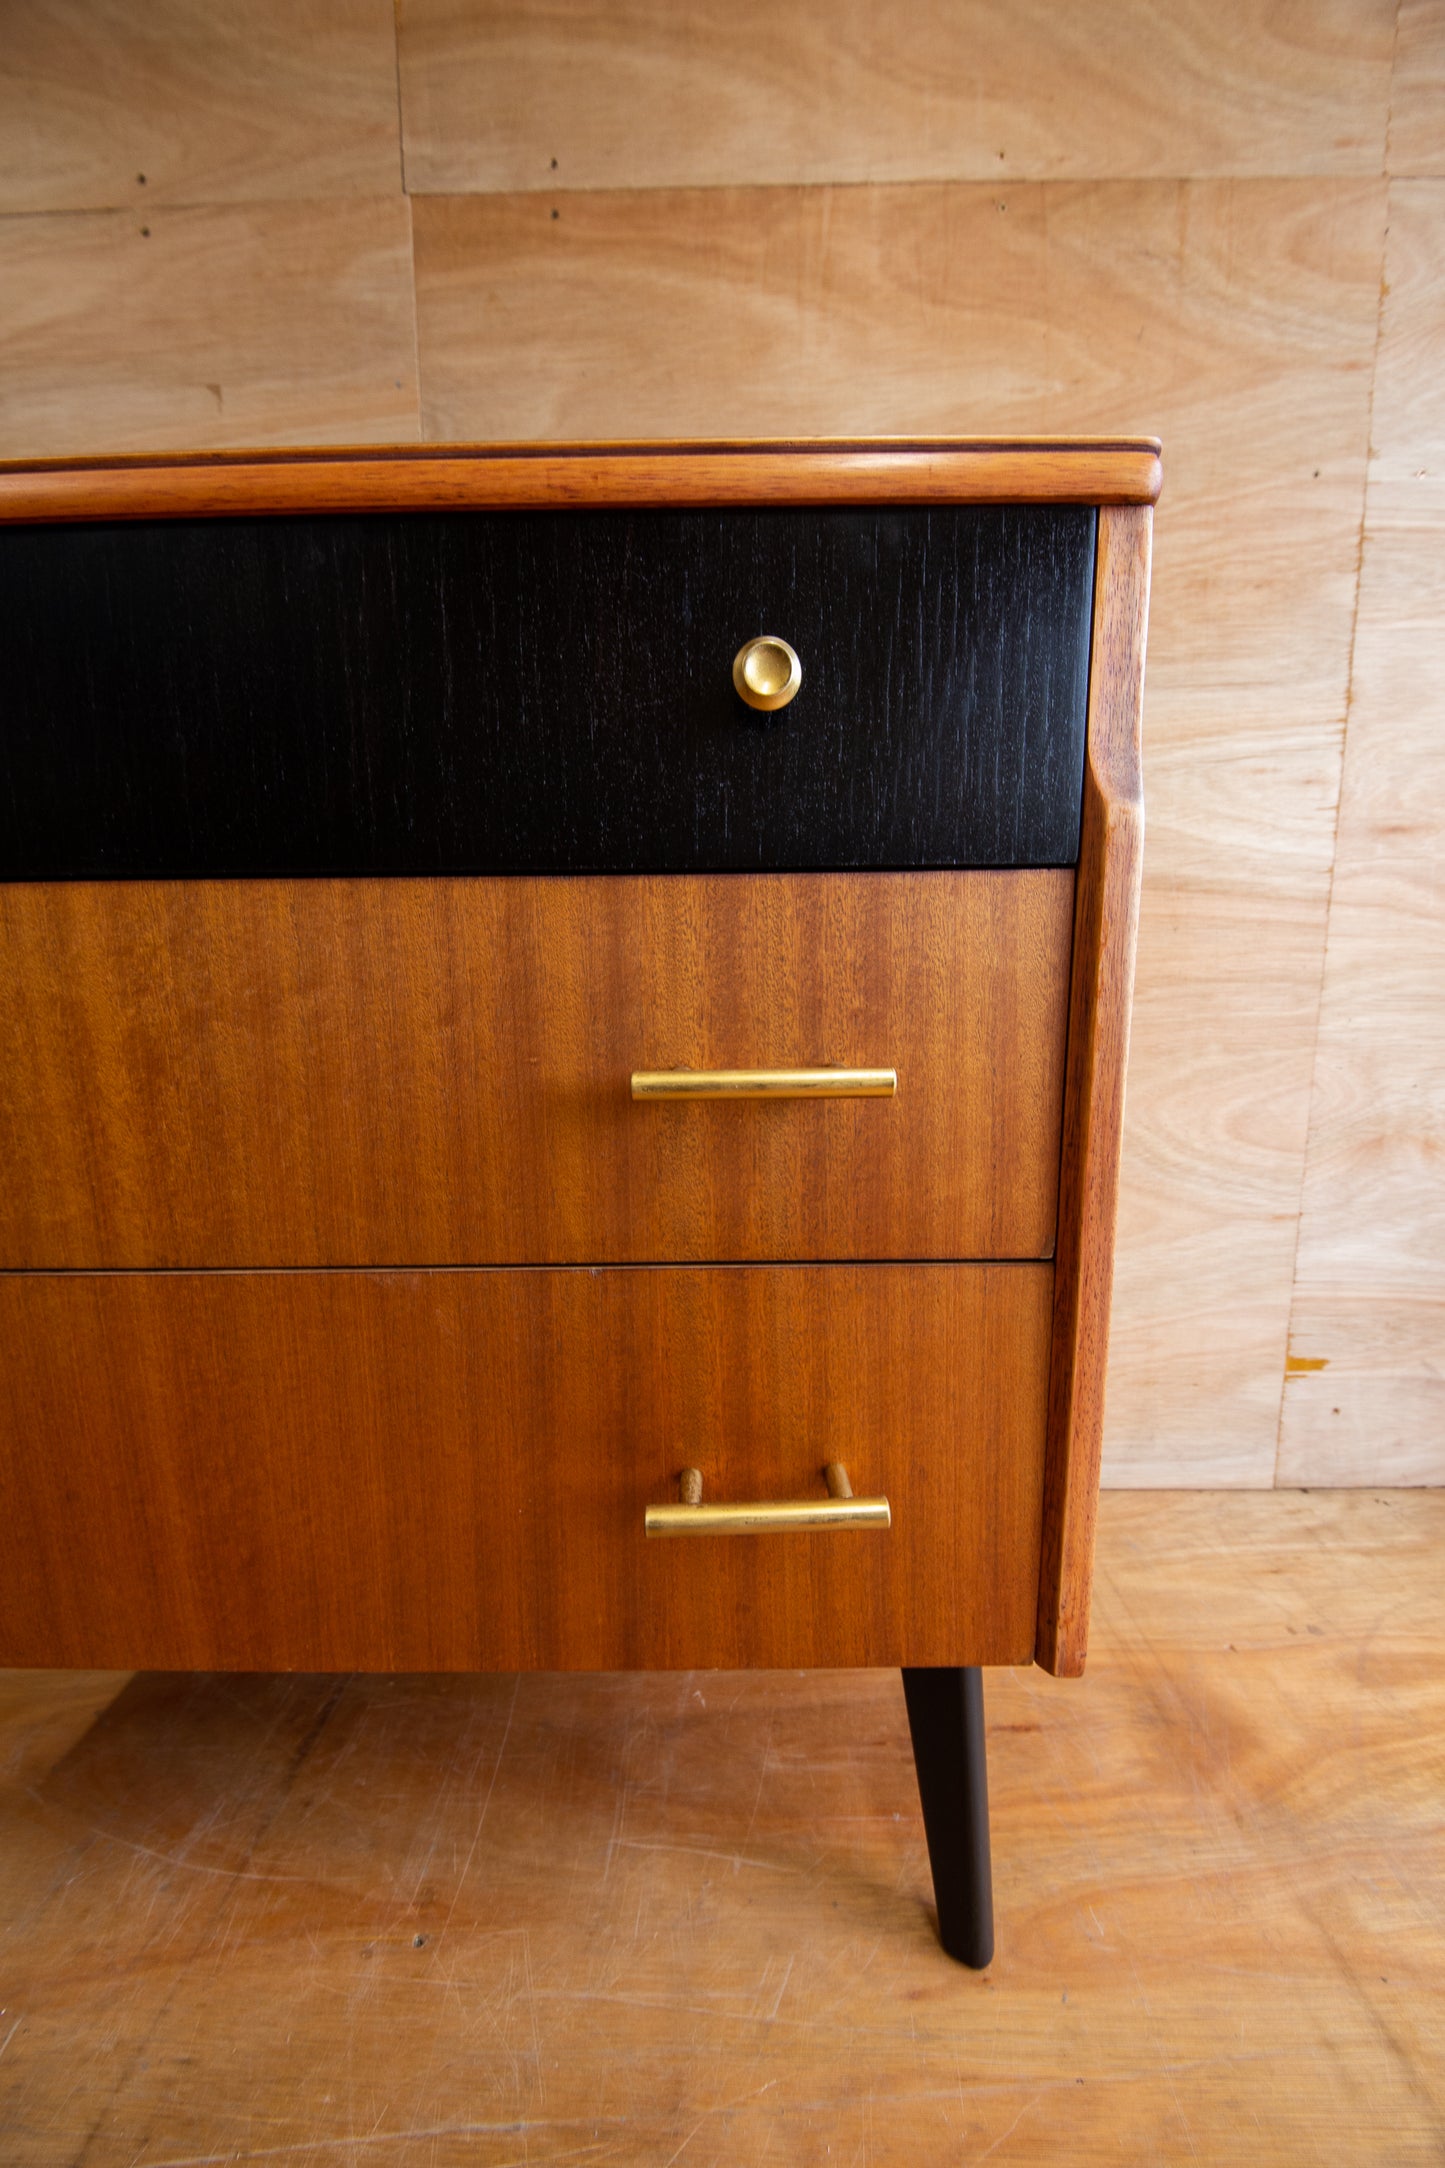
1278 182 1445 1486
1388 0 1445 176
398 0 1395 194
0 1 1435 1489
0 0 402 212
0 200 420 457
414 176 1384 1482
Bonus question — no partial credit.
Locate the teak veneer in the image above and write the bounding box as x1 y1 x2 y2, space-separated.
0 437 1162 523
0 871 1071 1269
1039 504 1150 1677
0 438 1153 1965
0 1265 1050 1674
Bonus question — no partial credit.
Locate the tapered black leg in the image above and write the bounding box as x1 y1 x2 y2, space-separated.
902 1666 994 1968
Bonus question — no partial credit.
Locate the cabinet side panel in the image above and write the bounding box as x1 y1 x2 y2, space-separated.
1037 504 1150 1676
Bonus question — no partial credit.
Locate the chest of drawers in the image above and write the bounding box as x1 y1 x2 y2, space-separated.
0 438 1155 1965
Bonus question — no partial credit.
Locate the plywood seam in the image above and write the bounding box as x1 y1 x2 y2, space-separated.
399 194 424 443
1383 0 1406 177
1272 175 1395 1484
0 192 413 219
393 9 422 430
390 2 409 198
400 172 1395 199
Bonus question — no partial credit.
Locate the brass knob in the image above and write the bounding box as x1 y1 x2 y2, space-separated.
732 634 802 712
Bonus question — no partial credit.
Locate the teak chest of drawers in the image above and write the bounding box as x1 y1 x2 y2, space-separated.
0 438 1155 1966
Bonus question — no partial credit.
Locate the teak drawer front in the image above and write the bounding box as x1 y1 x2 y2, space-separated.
0 871 1072 1268
0 505 1094 879
0 1264 1050 1672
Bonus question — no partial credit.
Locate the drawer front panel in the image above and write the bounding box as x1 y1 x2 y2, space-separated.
0 871 1072 1268
0 505 1094 879
0 1264 1050 1671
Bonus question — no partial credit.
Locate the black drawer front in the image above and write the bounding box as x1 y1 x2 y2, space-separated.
0 505 1094 878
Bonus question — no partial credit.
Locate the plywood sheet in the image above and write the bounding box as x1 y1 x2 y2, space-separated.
398 0 1395 193
414 177 1386 1483
1278 181 1445 1485
1389 0 1445 176
0 199 420 456
0 1491 1441 2162
0 0 402 211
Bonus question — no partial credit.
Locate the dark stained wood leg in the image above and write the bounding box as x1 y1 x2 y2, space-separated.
902 1665 995 1968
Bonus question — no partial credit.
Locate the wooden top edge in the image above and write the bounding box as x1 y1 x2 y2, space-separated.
0 439 1163 523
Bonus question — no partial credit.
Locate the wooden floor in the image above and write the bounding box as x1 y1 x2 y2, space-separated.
1 1489 1441 2165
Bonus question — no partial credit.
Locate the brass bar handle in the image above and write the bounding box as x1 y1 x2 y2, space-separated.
631 1067 897 1100
645 1463 890 1537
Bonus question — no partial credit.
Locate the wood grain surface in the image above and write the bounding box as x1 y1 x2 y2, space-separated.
1 157 1393 1489
0 501 1096 877
0 1264 1051 1672
0 440 1162 521
397 0 1395 192
0 4 1437 1493
1 1490 1441 2163
405 175 1382 469
408 177 1382 1485
0 872 1071 1269
1278 181 1445 1486
1389 0 1445 175
0 199 420 458
0 0 401 213
1037 508 1149 1675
